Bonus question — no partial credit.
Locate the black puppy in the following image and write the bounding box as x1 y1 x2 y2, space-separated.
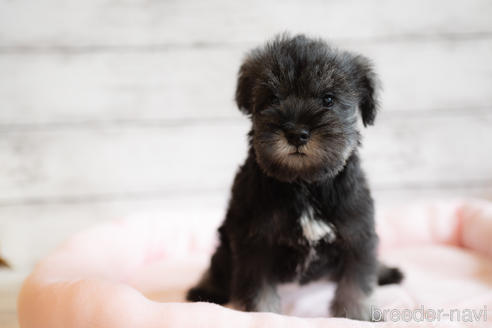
187 34 402 321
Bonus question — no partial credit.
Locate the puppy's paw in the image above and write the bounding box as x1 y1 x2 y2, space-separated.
331 299 372 322
186 286 229 305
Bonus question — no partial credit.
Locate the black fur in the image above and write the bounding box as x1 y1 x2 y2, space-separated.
378 263 404 286
187 34 403 321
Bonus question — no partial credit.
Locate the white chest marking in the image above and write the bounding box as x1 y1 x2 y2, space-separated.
299 209 336 244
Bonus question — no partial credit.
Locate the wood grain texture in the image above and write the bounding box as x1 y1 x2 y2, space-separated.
0 123 249 202
1 0 491 48
1 112 491 204
1 39 492 125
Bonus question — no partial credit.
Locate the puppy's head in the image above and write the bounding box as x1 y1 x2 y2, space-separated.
235 34 379 182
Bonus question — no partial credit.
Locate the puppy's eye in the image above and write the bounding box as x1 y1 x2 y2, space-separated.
322 95 335 108
270 95 281 106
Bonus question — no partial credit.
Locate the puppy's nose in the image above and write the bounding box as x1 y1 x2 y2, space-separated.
285 128 310 146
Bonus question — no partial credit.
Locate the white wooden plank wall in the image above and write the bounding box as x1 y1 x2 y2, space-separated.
1 1 492 327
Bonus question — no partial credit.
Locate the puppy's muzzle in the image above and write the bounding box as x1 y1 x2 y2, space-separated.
285 128 310 147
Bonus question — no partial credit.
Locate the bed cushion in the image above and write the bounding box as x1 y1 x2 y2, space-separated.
18 200 492 327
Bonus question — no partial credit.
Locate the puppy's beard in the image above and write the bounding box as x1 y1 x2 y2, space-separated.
271 134 325 169
272 133 356 170
254 130 357 182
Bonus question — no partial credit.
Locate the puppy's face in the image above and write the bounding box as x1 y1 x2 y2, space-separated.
235 35 378 182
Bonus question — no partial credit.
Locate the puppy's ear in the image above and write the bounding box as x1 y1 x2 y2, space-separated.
235 58 256 115
351 55 379 127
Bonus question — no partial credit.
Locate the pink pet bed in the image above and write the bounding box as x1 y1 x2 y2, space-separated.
18 200 492 327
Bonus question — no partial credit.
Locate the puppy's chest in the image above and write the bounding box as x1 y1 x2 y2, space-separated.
298 208 337 245
273 206 337 246
290 206 339 281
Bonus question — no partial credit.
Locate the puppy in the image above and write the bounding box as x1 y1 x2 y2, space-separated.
187 34 402 321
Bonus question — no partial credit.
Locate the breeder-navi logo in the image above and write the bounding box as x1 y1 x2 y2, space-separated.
371 305 488 322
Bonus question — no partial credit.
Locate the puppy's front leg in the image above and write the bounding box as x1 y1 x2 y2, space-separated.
247 282 280 313
331 248 378 321
230 251 280 313
331 275 372 320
